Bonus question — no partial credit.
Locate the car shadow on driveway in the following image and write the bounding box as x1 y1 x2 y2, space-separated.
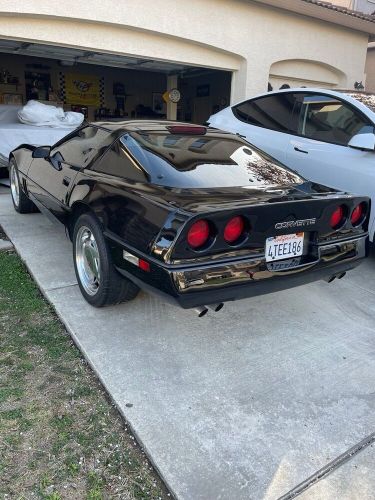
1 192 375 500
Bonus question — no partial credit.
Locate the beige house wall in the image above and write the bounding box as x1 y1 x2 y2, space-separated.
365 48 375 91
0 0 370 102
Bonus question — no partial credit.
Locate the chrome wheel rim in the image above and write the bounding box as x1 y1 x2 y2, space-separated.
10 164 20 207
75 226 101 296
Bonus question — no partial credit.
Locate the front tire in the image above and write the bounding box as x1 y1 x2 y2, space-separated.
73 213 139 307
9 160 37 214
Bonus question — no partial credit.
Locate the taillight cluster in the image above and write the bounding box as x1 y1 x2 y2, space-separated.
187 216 247 250
187 219 210 249
223 216 245 244
351 202 366 226
329 202 367 230
330 205 346 229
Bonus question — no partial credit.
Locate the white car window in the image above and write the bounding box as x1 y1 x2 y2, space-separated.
232 93 297 133
296 94 373 147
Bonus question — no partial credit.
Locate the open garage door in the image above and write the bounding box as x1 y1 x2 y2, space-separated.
0 40 231 124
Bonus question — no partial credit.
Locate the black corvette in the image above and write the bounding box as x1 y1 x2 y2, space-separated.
9 120 369 315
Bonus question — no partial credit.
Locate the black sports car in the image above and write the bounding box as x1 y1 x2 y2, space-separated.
9 121 369 316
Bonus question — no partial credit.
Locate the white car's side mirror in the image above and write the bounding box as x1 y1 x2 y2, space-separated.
348 133 375 151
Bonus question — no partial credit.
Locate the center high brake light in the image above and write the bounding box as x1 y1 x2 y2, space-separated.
187 219 210 249
167 125 207 135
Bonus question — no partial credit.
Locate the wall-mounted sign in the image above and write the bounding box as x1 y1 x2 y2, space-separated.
64 73 102 106
162 88 181 104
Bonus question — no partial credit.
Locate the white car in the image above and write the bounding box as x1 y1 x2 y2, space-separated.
208 88 375 242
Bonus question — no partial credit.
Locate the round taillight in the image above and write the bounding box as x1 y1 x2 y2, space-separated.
330 205 346 229
224 216 245 243
187 219 210 249
351 202 366 226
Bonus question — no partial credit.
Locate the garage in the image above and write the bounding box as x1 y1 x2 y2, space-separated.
0 40 231 122
0 39 231 173
269 59 347 91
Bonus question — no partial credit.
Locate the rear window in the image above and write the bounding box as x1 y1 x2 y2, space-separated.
345 92 375 113
120 131 303 188
232 93 296 133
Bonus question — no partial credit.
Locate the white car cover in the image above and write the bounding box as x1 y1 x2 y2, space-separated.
18 100 84 128
0 103 83 168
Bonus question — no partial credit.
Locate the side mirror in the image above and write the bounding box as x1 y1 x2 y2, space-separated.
348 133 375 152
32 146 51 159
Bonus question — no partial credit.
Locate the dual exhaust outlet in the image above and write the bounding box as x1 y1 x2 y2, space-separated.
194 303 224 317
194 271 347 316
326 271 347 283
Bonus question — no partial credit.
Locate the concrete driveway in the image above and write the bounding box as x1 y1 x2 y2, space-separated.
1 189 374 500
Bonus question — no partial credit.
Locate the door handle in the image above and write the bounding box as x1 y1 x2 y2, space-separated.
294 146 309 154
62 176 71 186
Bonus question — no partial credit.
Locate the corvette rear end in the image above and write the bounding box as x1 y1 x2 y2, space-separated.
113 182 369 313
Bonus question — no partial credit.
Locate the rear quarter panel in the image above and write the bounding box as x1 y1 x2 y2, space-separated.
69 171 175 254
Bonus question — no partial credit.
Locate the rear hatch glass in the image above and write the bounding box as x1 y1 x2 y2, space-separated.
120 131 303 189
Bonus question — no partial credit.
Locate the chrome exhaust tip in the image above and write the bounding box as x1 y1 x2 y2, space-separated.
194 306 208 317
208 303 224 312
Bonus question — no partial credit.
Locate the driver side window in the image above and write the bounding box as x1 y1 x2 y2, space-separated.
52 126 110 166
296 94 372 146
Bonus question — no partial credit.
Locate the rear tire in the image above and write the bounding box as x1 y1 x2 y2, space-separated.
9 160 37 214
73 212 139 307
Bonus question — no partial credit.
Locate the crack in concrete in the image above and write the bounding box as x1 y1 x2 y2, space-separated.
278 431 375 500
45 283 78 292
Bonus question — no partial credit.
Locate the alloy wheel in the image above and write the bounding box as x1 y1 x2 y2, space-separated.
10 164 20 207
75 226 101 296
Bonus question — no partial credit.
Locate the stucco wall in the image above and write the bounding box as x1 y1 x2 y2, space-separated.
269 58 347 89
365 47 375 91
0 0 370 102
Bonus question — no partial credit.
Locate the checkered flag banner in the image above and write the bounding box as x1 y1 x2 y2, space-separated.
59 72 66 104
59 73 105 107
99 77 105 107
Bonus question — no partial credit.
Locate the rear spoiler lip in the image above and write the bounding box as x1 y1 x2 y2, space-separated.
163 191 361 216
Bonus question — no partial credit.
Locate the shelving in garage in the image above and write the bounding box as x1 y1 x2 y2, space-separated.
0 40 231 124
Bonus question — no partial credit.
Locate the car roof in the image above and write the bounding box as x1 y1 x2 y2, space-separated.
232 87 375 122
92 119 228 134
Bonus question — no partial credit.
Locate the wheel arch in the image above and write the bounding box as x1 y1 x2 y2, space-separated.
68 201 98 241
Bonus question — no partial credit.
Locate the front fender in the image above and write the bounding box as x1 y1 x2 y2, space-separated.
9 146 34 176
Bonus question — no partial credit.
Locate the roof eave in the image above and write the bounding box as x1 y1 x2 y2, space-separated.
252 0 375 36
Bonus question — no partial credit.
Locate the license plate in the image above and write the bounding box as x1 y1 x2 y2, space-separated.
267 257 302 271
265 232 304 262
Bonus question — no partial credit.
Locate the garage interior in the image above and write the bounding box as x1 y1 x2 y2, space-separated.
0 40 232 124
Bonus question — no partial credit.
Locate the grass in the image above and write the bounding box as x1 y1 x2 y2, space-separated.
0 248 170 499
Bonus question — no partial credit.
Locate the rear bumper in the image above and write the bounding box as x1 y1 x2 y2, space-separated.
114 234 368 309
